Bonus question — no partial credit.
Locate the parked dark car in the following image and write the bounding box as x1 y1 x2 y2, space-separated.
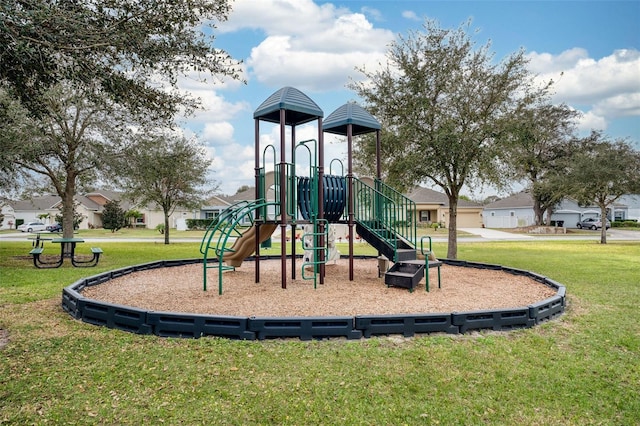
46 223 63 232
576 217 611 230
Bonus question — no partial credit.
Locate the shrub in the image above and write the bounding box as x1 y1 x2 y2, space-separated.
612 220 638 228
186 218 217 230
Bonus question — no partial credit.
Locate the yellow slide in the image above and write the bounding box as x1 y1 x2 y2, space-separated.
223 223 278 267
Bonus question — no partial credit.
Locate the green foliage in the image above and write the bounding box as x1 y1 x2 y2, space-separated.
155 224 165 234
124 209 143 227
1 240 639 424
612 220 639 228
113 130 215 244
350 19 547 259
102 200 127 232
505 103 581 225
0 0 241 121
564 132 640 243
54 202 84 230
186 218 217 230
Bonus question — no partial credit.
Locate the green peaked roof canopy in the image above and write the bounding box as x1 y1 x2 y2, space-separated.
323 103 381 136
253 86 323 125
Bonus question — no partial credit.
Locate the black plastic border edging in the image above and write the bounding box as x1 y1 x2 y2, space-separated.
61 256 566 340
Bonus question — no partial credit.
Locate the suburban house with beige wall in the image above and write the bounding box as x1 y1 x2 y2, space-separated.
3 185 485 231
405 186 484 228
3 191 193 230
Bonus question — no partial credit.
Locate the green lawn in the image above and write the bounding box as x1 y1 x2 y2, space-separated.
1 239 638 425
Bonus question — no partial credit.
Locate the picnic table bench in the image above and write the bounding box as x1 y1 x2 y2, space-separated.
29 236 102 268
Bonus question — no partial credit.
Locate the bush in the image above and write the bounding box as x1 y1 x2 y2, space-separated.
102 200 127 232
612 220 638 228
186 218 217 230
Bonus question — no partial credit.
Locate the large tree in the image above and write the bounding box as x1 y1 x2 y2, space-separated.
1 0 241 120
1 85 135 237
113 132 215 244
350 20 547 258
506 102 580 225
565 132 640 244
1 0 241 235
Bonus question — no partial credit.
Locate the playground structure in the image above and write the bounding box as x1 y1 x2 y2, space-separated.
200 87 442 294
57 91 568 341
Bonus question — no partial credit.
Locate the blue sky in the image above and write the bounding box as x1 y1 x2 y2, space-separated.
176 0 640 196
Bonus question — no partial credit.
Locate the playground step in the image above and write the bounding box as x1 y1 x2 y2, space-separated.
385 262 425 291
396 248 417 261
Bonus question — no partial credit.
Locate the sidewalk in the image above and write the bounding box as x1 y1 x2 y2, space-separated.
458 228 534 240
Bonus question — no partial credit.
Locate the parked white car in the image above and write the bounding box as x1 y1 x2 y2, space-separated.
17 221 47 232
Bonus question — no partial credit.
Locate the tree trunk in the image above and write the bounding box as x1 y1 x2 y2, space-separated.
544 207 553 226
599 204 608 244
533 199 544 226
447 197 458 259
164 213 170 245
62 175 76 239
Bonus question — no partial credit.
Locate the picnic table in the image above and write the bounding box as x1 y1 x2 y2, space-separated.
29 236 102 268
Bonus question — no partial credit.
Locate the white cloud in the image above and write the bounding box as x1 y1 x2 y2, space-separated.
528 48 640 133
592 93 640 118
526 47 590 74
220 0 394 92
575 110 608 134
218 0 342 35
207 142 255 194
402 10 421 21
202 122 235 145
361 7 383 22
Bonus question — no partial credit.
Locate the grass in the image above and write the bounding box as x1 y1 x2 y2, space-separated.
1 238 639 425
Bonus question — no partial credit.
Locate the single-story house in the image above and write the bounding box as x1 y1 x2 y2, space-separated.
2 194 102 230
3 191 193 230
196 185 484 229
198 190 259 227
405 186 484 228
483 191 640 228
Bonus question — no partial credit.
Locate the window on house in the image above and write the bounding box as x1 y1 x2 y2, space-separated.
510 211 515 217
420 211 430 222
205 211 219 220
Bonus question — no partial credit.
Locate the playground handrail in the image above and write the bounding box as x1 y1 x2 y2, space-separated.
374 178 417 246
353 178 417 260
199 200 252 255
201 199 279 293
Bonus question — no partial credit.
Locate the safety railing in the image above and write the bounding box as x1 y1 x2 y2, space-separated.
352 177 417 259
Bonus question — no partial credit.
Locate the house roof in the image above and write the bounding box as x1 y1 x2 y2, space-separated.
217 189 259 204
203 195 232 208
11 192 141 213
406 186 483 208
484 192 534 209
12 194 106 212
12 195 68 211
